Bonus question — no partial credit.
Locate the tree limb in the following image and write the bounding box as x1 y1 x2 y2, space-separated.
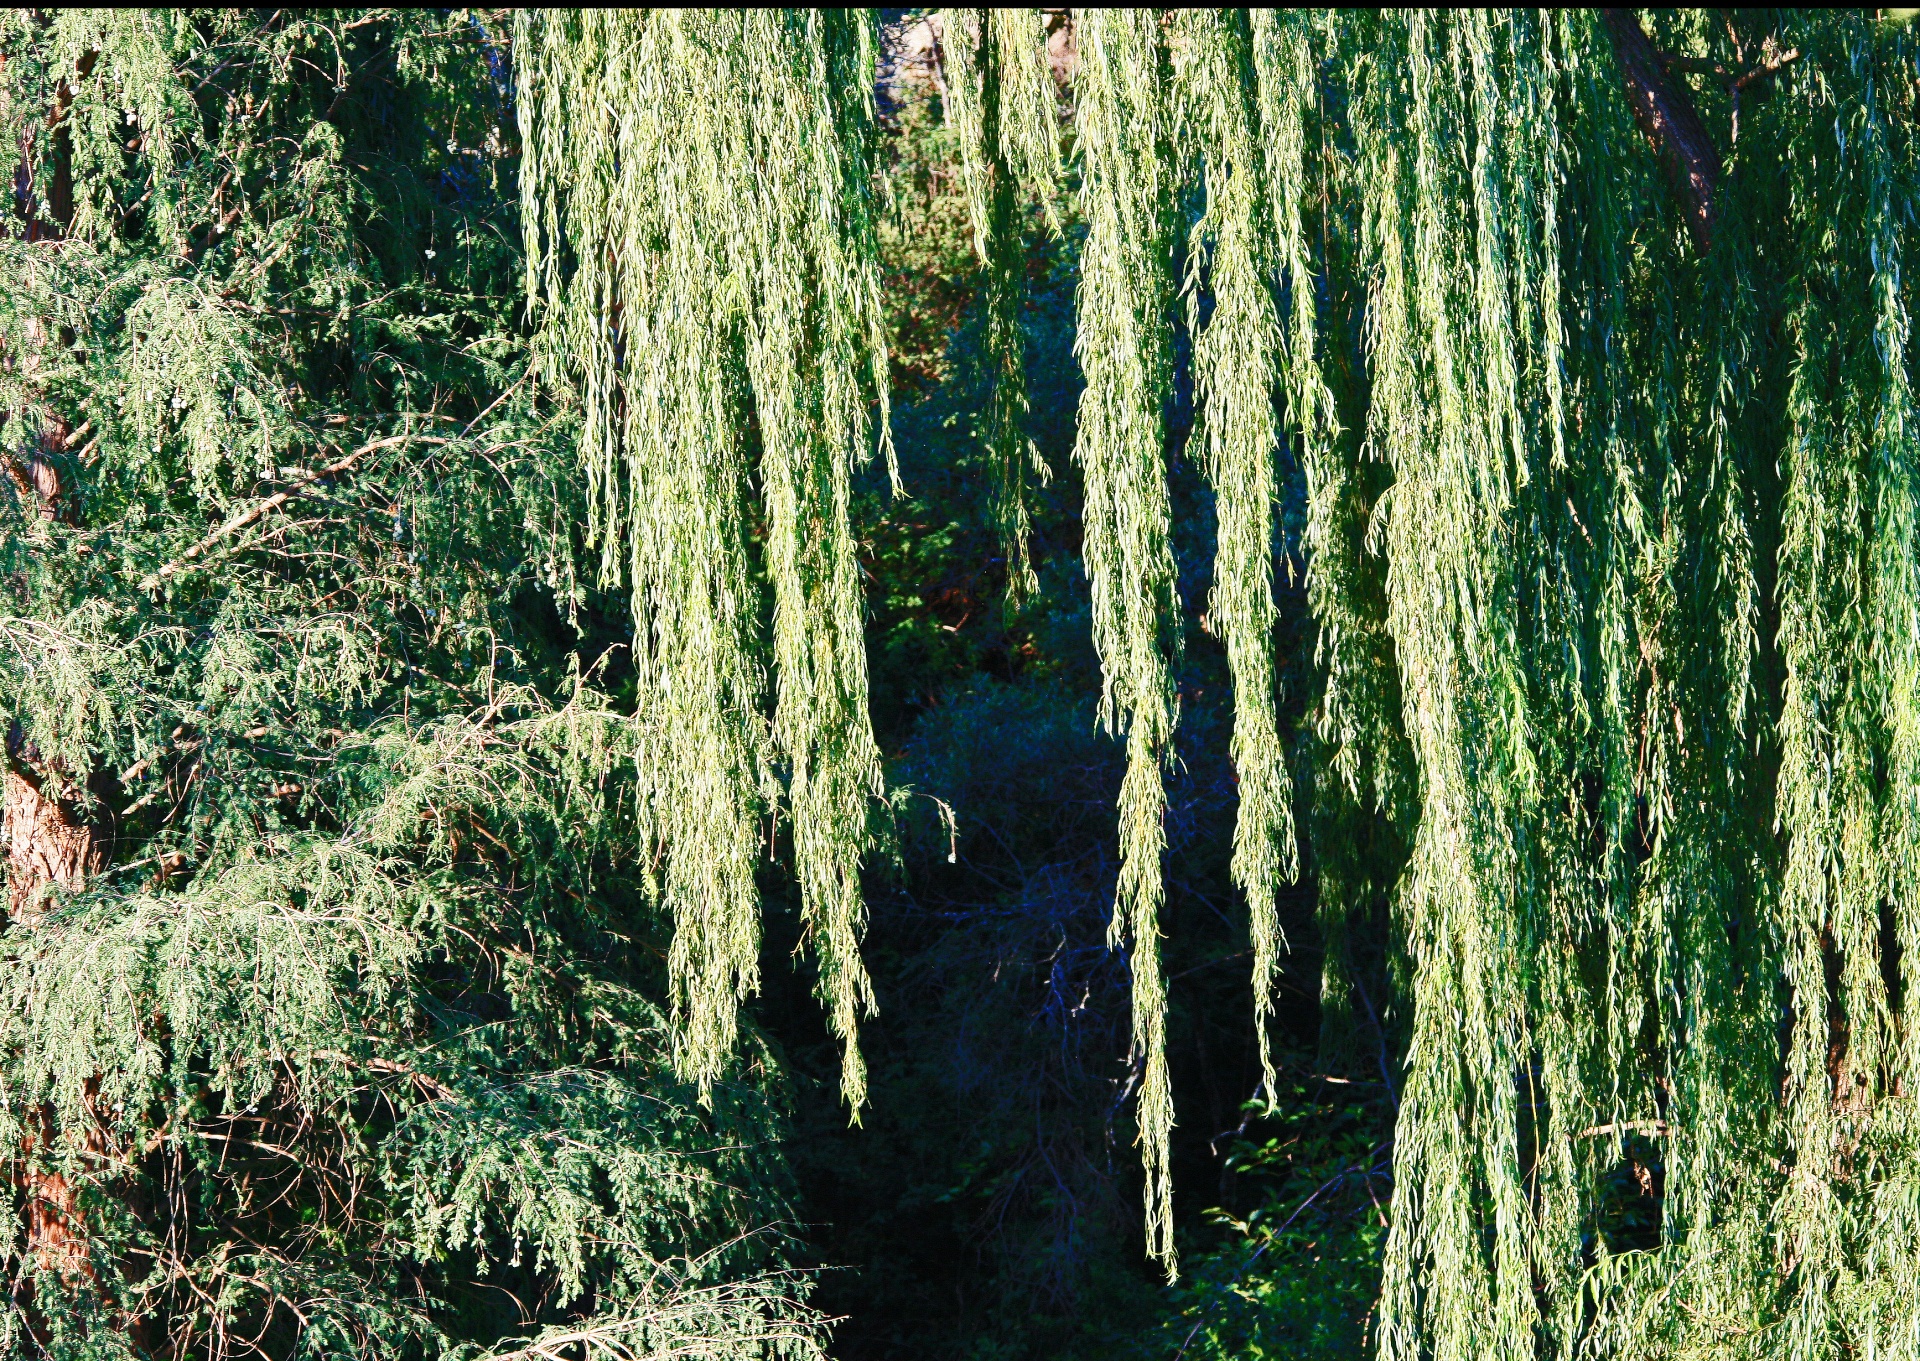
1732 42 1800 91
1602 9 1720 255
138 433 447 592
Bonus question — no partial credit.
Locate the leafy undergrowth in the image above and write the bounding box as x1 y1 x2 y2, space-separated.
1139 1079 1391 1361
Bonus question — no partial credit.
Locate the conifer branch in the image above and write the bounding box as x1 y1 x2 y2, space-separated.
137 433 448 592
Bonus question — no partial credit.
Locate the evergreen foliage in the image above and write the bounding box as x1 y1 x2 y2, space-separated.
1 9 822 1356
1145 1080 1388 1361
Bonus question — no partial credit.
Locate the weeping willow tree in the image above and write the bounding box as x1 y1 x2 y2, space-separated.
899 5 1920 1355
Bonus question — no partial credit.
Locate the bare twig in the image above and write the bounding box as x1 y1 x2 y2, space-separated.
1734 43 1800 90
1576 1119 1672 1140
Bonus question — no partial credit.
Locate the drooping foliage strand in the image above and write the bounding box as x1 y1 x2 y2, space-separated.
1348 13 1579 1354
1064 7 1185 1273
516 8 893 1108
1171 6 1299 1110
1250 7 1412 1100
938 7 1060 606
1770 15 1920 1353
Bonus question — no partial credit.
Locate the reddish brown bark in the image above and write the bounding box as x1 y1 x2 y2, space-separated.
1602 8 1722 256
18 1122 99 1285
3 761 106 923
5 727 108 1287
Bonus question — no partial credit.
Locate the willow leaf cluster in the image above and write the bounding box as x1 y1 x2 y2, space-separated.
1056 7 1188 1272
1171 6 1300 1113
938 7 1059 606
1307 11 1918 1359
926 6 1920 1350
516 9 892 1108
948 7 1324 1273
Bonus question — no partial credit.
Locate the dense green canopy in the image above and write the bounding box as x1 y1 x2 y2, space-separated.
514 7 1920 1355
0 9 824 1358
5 7 1920 1360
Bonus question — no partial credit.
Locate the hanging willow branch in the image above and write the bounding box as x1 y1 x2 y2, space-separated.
517 9 891 1109
514 12 1920 1349
1069 6 1183 1275
939 7 1060 605
1171 8 1298 1109
1356 15 1547 1351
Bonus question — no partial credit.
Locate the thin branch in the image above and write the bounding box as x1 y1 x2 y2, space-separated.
1733 42 1800 90
138 433 448 592
1658 55 1733 82
1658 46 1801 96
1576 1119 1672 1140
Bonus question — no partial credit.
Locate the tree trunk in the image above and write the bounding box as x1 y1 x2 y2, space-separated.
3 752 106 923
5 731 107 1286
1601 8 1721 255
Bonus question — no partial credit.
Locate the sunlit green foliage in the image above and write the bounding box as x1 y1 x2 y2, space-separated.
937 8 1060 609
13 8 1920 1359
516 9 892 1111
936 6 1920 1356
1 9 823 1356
1172 7 1299 1119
